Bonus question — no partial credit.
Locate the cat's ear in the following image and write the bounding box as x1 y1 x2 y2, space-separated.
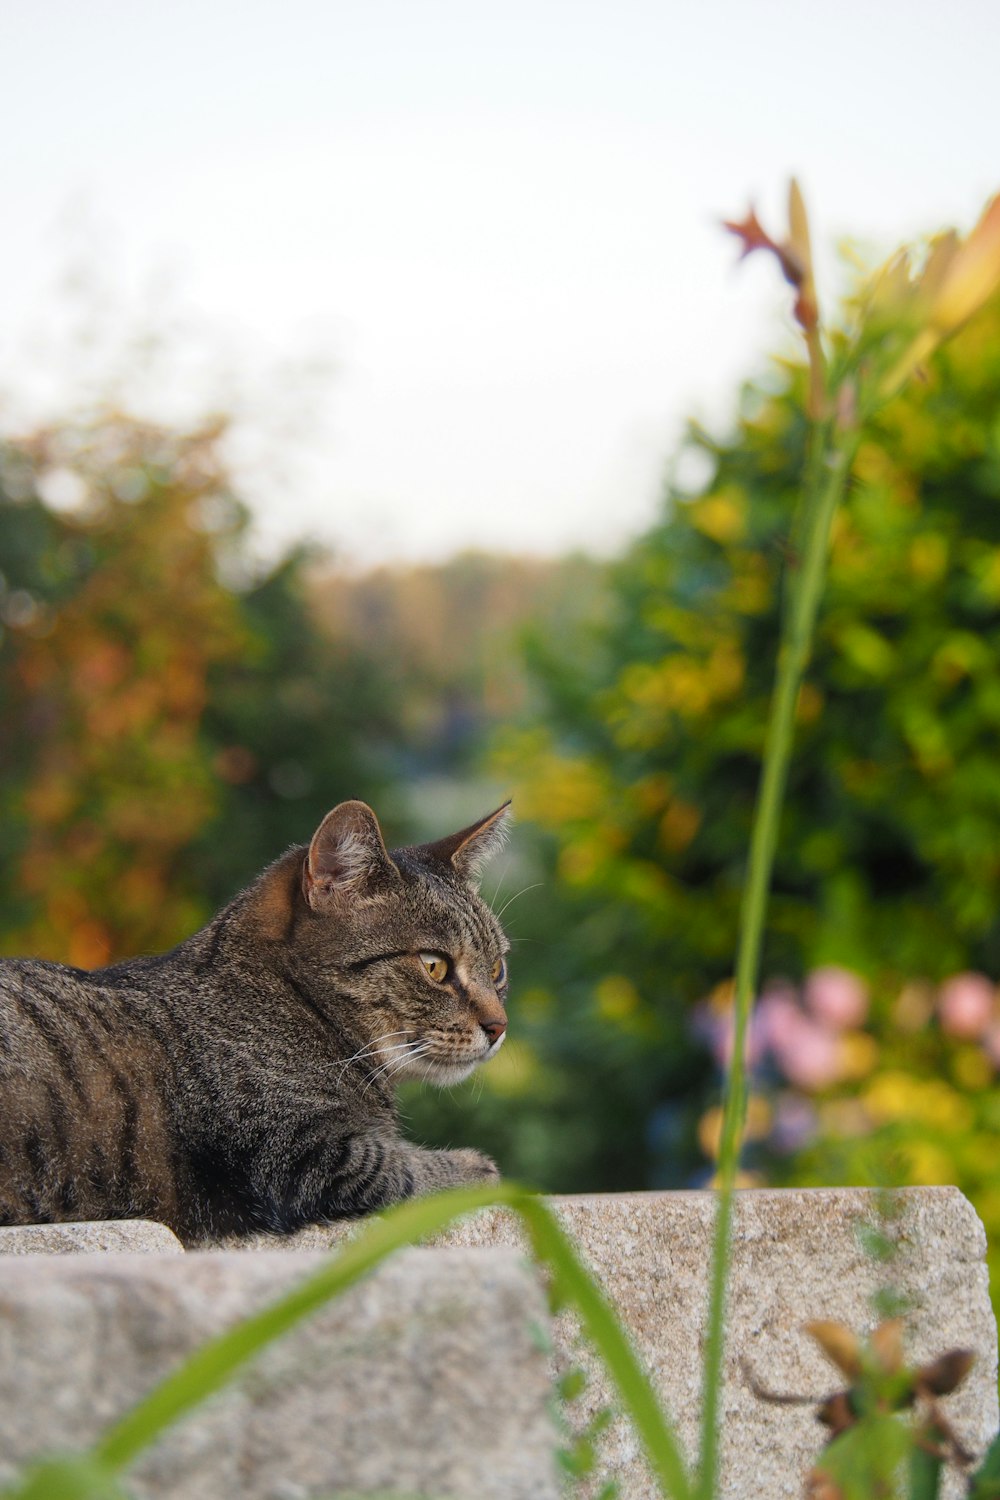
304 801 400 909
423 802 512 888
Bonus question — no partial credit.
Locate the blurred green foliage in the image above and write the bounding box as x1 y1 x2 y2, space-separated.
401 294 1000 1310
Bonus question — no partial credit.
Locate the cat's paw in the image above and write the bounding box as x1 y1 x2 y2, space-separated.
453 1148 500 1182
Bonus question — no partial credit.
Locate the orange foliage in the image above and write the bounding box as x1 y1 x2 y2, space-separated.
1 414 249 963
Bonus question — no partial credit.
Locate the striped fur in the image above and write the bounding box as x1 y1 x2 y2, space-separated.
0 802 511 1242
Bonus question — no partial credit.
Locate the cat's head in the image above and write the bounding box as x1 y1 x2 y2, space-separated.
291 801 512 1086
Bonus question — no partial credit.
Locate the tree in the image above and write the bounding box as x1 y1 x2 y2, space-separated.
0 410 394 963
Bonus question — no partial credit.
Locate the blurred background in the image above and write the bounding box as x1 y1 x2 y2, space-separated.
4 1 1000 1313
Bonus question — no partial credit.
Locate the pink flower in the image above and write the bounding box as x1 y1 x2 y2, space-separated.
768 1007 842 1091
755 984 805 1050
804 967 869 1031
981 1021 1000 1068
937 973 995 1039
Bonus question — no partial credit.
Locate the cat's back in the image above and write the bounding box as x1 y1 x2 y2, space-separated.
0 955 144 1068
0 955 183 1228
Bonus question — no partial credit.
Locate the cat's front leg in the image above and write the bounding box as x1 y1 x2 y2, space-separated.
404 1143 500 1194
266 1125 498 1230
337 1131 499 1207
343 1135 499 1208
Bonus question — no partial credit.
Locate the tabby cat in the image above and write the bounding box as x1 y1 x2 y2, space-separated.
0 800 511 1242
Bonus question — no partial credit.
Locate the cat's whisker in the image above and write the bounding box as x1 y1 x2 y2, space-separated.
359 1056 425 1101
364 1044 422 1080
359 1040 435 1098
493 882 543 921
363 1040 427 1078
486 859 512 916
334 1032 412 1084
335 1042 417 1093
374 1037 421 1056
338 1030 410 1062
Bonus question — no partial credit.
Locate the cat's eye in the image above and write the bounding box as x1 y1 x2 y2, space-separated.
419 952 450 983
491 956 507 987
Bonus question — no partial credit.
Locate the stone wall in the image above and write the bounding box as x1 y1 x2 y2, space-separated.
0 1188 996 1498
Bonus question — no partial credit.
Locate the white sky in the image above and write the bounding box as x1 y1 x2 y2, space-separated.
1 0 998 566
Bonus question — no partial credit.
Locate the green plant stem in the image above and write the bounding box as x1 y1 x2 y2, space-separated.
92 1182 693 1500
697 430 856 1500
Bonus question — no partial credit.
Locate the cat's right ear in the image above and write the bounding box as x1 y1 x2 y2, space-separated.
303 801 400 909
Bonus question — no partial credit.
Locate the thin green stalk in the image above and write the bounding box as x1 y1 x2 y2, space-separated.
697 432 857 1500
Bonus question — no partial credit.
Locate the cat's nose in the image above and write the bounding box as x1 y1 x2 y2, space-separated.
481 1019 507 1045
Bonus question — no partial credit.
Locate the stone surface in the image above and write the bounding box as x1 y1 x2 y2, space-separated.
1 1190 995 1496
235 1187 1000 1499
0 1219 184 1256
0 1246 559 1499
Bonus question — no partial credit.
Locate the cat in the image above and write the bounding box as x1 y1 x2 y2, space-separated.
0 799 511 1243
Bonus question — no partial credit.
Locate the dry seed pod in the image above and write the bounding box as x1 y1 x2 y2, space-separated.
869 1318 905 1373
915 1349 975 1396
787 178 818 332
805 1320 863 1379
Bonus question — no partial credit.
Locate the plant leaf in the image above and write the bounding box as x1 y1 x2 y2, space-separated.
0 1456 129 1500
969 1428 1000 1498
908 1432 945 1500
814 1415 910 1500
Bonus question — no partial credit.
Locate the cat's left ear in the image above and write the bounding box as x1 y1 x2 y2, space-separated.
423 802 512 888
304 801 401 909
